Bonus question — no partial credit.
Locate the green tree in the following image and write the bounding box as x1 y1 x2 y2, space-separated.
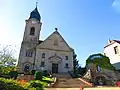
72 49 79 74
0 45 17 75
0 45 17 67
86 53 116 71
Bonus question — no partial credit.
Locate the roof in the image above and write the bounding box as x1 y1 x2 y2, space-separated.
113 40 120 44
37 30 73 51
29 7 41 21
38 40 43 44
104 40 120 48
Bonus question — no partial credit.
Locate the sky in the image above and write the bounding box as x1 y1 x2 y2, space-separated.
0 0 120 67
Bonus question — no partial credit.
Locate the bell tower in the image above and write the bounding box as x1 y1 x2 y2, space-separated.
18 6 42 73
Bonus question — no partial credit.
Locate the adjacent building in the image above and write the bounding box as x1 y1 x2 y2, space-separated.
104 39 120 70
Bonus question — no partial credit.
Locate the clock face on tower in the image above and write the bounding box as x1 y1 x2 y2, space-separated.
32 21 36 24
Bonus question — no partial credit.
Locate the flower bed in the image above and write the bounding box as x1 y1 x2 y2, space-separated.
0 76 54 90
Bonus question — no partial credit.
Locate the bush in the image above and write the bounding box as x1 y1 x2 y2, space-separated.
42 70 48 77
86 53 116 71
26 80 44 90
9 71 18 79
0 78 46 90
68 71 77 78
0 78 26 90
34 71 42 80
31 70 36 75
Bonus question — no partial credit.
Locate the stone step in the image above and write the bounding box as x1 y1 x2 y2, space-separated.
55 77 92 88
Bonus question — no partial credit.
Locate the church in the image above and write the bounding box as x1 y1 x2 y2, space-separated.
17 6 73 73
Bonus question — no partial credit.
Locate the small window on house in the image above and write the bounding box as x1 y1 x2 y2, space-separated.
65 56 68 60
30 27 35 35
41 62 45 67
114 46 119 54
65 63 68 68
26 51 33 57
42 53 45 58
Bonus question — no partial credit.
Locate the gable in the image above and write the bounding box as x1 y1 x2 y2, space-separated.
104 40 119 48
37 31 72 51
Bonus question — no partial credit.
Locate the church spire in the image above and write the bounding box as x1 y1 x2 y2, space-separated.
29 0 41 21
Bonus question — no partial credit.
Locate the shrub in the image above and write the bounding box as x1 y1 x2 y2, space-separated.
34 71 42 80
31 70 36 75
27 80 44 90
9 71 18 79
42 70 48 77
86 53 116 71
0 78 26 90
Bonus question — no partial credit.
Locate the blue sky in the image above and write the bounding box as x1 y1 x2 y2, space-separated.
0 0 120 67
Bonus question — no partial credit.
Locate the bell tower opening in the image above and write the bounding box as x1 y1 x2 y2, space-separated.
30 27 35 35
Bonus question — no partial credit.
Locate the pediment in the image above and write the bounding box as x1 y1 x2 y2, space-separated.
48 54 62 63
37 31 72 52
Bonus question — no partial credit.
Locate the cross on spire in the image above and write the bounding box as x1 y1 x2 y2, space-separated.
36 0 38 7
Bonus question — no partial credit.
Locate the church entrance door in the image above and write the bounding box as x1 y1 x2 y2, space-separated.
52 63 58 73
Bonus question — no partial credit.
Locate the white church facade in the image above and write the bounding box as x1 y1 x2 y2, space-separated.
17 7 73 73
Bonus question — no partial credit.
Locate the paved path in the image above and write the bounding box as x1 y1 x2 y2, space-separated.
45 87 120 90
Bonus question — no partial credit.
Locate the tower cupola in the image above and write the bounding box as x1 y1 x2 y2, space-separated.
29 7 41 21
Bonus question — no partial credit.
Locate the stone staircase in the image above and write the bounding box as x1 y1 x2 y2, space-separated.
54 73 93 88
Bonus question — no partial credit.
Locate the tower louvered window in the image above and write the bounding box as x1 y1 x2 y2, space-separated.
30 27 35 35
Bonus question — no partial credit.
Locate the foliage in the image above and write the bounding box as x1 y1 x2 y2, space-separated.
68 71 82 78
34 71 42 80
0 45 17 67
0 45 17 77
42 76 53 83
9 71 18 79
0 78 46 90
0 66 16 76
72 49 79 74
31 70 36 75
42 70 49 77
0 76 54 90
0 78 26 90
26 80 44 90
86 53 116 71
77 66 87 76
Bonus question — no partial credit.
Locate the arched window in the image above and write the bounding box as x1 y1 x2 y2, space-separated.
65 63 69 68
30 27 35 35
24 65 30 72
42 53 45 58
25 50 33 57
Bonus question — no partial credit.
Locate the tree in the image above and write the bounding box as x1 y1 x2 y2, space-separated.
0 45 17 67
0 45 17 75
72 49 79 74
86 53 116 71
